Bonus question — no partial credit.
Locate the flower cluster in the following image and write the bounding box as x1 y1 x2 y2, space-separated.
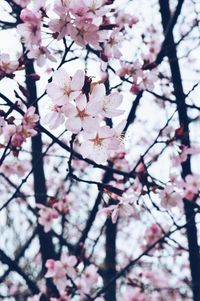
45 254 104 300
2 106 39 148
117 60 158 94
37 197 70 232
17 1 139 66
44 68 125 164
0 53 18 80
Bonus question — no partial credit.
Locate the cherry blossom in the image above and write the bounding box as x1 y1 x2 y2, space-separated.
103 29 123 59
143 223 163 248
46 69 84 105
27 46 56 67
91 83 124 118
159 185 182 208
43 104 66 130
37 204 59 232
0 1 199 300
65 94 100 133
17 9 41 50
99 195 135 223
0 53 18 79
45 255 77 293
79 125 116 164
183 174 200 201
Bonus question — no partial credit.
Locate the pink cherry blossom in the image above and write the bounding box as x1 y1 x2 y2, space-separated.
99 195 135 223
103 29 123 59
46 69 84 105
116 12 138 29
22 106 39 128
48 14 73 40
45 260 67 293
17 9 41 50
69 21 100 48
79 125 115 164
159 185 182 208
60 254 77 278
65 94 100 133
2 159 30 177
171 145 200 166
138 70 158 90
45 254 77 293
91 83 124 118
43 104 66 130
37 204 59 232
27 46 56 67
20 9 40 25
144 223 163 248
0 53 18 79
183 174 200 201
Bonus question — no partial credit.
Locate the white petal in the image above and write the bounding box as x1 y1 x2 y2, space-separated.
90 83 105 102
52 68 70 87
66 117 82 133
71 70 85 91
76 94 87 111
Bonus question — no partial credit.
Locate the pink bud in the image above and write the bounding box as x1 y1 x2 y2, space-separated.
20 9 39 25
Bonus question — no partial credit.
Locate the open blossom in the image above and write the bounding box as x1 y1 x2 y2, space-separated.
2 159 30 177
44 69 125 162
82 0 108 25
5 106 39 147
22 106 39 128
171 145 200 166
27 46 56 67
45 255 77 293
139 70 158 90
37 204 59 232
52 197 70 214
159 185 182 208
47 68 84 105
17 9 41 50
90 83 124 118
103 29 123 59
117 60 143 81
0 53 18 79
48 14 73 40
79 125 116 164
49 0 110 46
45 260 67 293
75 264 100 295
69 21 100 48
65 94 101 133
3 107 39 148
43 104 66 130
99 195 135 223
183 174 200 201
116 12 138 29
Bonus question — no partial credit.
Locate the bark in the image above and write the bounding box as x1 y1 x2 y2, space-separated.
103 217 117 301
159 1 200 300
25 60 58 298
